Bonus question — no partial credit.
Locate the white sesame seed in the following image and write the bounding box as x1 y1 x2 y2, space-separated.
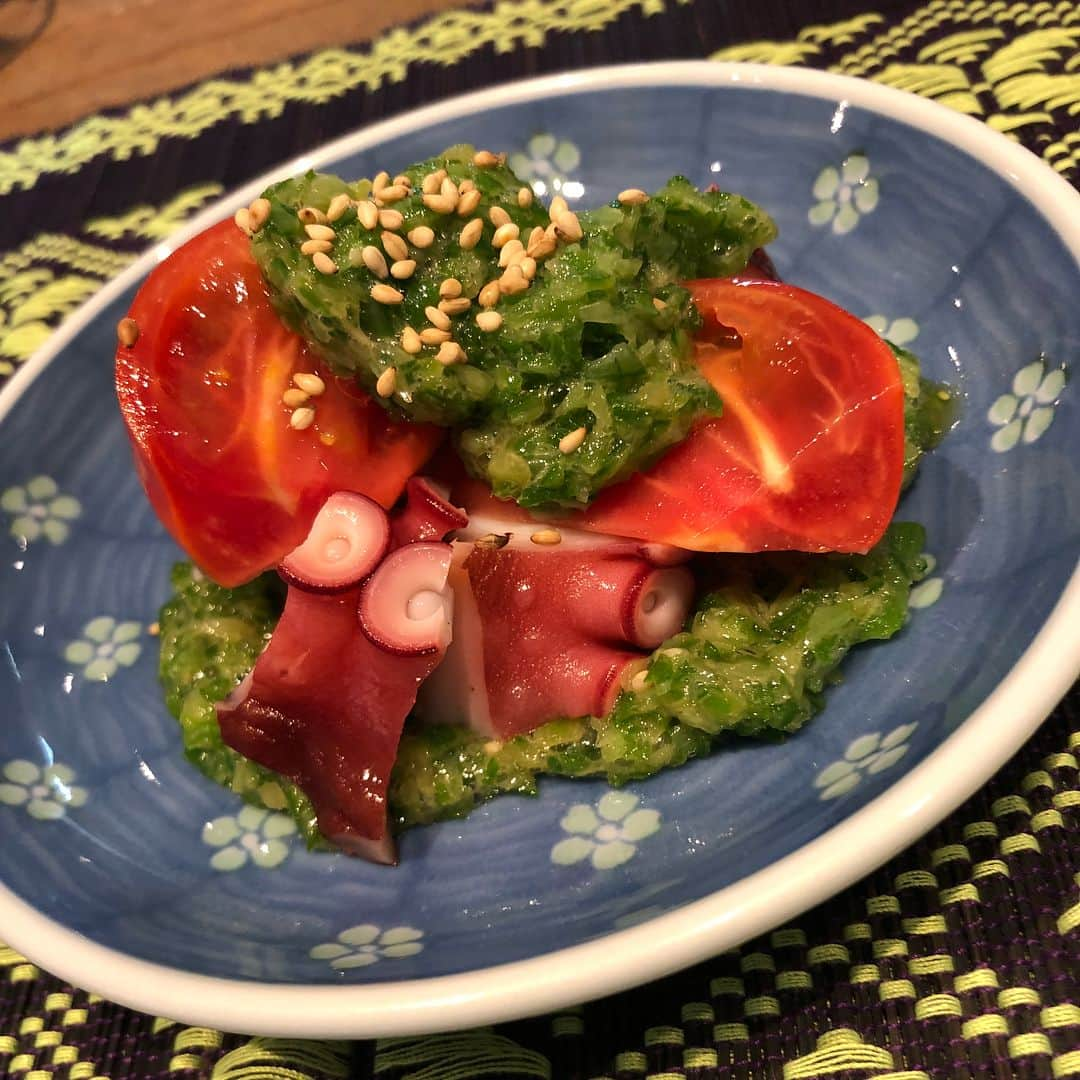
440 176 459 202
517 186 533 208
356 200 379 230
362 245 389 278
549 195 568 222
526 225 544 248
519 256 537 281
422 193 456 214
473 150 499 167
376 367 397 397
234 207 252 234
117 317 139 347
439 277 463 299
498 238 524 267
456 188 482 216
370 283 404 304
326 193 352 222
492 222 520 249
489 205 511 228
558 426 587 454
421 170 445 195
390 259 417 280
248 197 271 229
630 669 649 691
475 311 503 332
459 218 483 250
372 170 390 193
458 179 476 193
382 231 409 262
378 184 408 203
439 297 471 316
499 265 529 295
305 223 336 242
530 528 562 546
554 209 583 242
290 406 316 431
300 238 332 255
312 251 338 274
401 327 422 354
618 188 649 206
298 206 327 225
420 327 451 345
283 388 309 408
394 174 412 189
437 341 466 366
652 297 667 312
293 372 326 396
379 208 404 231
425 305 451 331
408 226 435 248
478 281 501 308
526 229 555 260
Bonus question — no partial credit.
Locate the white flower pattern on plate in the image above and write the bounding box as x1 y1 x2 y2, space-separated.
508 134 581 196
1 475 81 546
310 925 424 969
0 760 88 820
551 791 660 870
987 358 1066 452
814 724 919 800
64 616 142 681
863 314 919 346
202 805 297 871
809 153 879 234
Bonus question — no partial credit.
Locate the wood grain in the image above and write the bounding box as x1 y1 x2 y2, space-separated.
0 0 463 141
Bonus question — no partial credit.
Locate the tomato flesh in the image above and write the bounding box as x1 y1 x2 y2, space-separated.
116 220 441 586
568 278 906 553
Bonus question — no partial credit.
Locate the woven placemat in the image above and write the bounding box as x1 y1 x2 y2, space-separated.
1 0 1078 1076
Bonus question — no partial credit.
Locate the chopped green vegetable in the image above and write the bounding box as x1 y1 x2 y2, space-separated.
892 342 956 485
250 147 777 507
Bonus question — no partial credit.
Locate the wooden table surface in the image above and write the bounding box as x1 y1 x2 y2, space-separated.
0 0 464 142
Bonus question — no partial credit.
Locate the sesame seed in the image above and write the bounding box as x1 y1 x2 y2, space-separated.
401 327 422 354
458 179 476 193
421 170 444 195
116 317 139 347
554 209 583 242
439 296 471 316
408 226 435 248
425 305 451 331
530 528 562 546
517 186 533 208
630 669 649 691
305 223 336 242
362 245 389 278
356 200 379 230
298 206 327 225
440 176 459 202
379 208 404 231
382 231 409 262
439 277 463 299
527 225 544 248
393 174 412 189
370 283 404 304
233 207 252 234
618 188 649 206
372 170 390 193
549 195 568 221
526 229 555 260
248 197 271 229
499 265 529 295
420 327 451 345
326 193 352 222
376 367 397 397
558 426 587 454
489 205 511 228
652 297 667 312
456 188 482 216
378 184 408 203
459 218 483 250
492 222 521 251
498 238 525 268
478 281 501 308
290 406 316 431
148 621 160 636
519 256 537 281
422 193 456 214
312 251 338 274
390 259 417 280
283 387 309 408
300 238 332 255
293 372 326 396
437 341 466 366
473 150 499 167
475 311 503 332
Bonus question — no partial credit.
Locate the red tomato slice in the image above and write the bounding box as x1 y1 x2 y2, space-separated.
116 220 441 586
568 278 906 553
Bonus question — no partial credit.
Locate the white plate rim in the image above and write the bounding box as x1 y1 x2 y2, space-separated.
1 60 1079 1038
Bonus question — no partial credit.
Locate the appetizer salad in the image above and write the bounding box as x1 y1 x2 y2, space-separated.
115 146 951 862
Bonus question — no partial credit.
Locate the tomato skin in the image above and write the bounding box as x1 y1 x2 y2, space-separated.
116 220 441 586
569 278 906 554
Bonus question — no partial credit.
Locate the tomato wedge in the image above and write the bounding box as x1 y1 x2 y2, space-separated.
567 278 906 553
116 220 441 586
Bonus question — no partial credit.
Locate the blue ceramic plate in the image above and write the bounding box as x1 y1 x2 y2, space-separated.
1 63 1078 1037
